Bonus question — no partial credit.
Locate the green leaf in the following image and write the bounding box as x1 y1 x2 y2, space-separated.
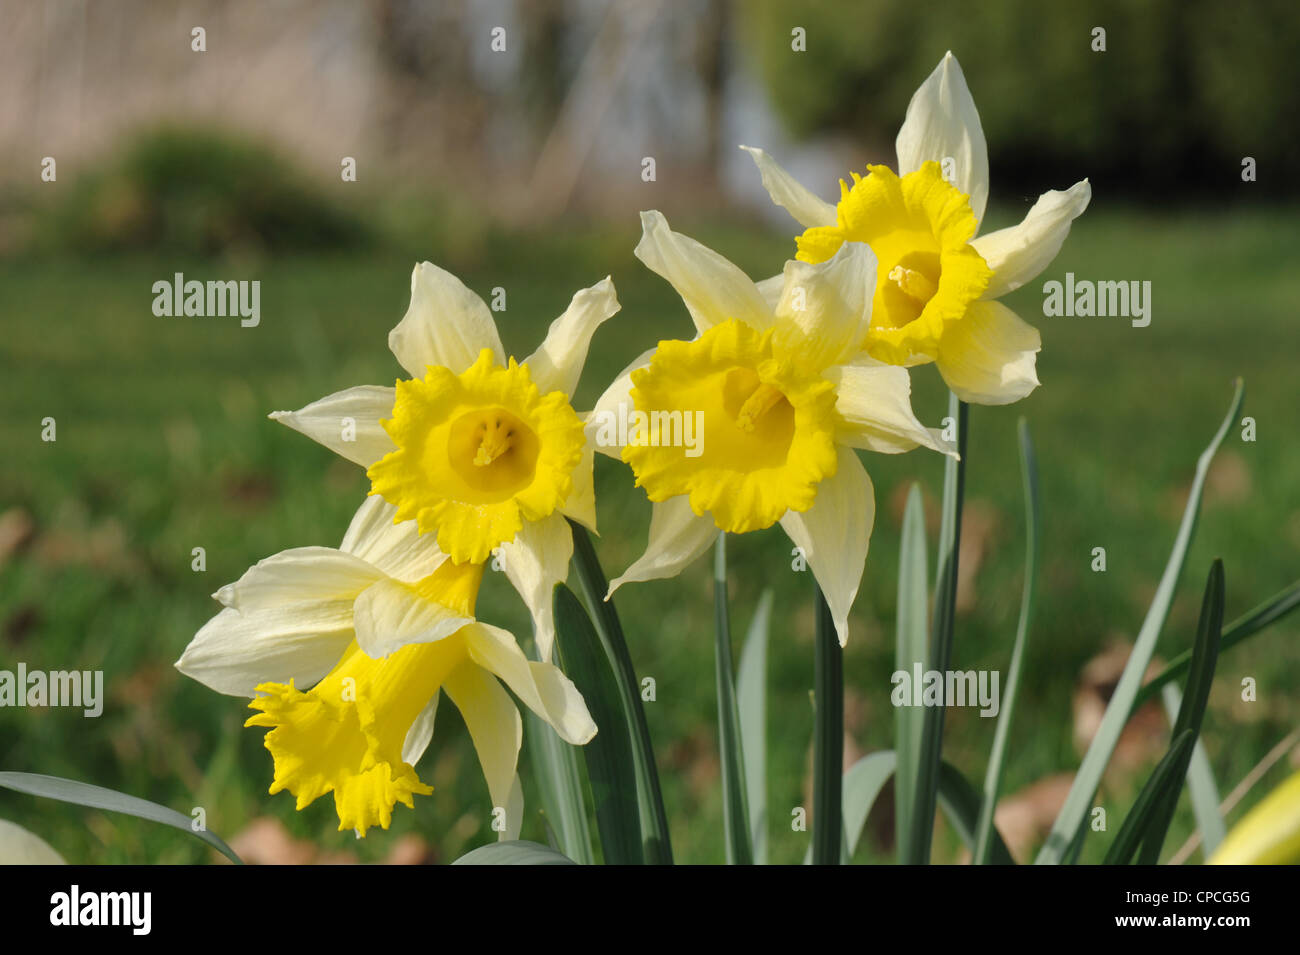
812 580 843 865
909 393 969 864
1161 684 1226 858
566 520 673 864
1137 559 1225 863
713 534 753 864
844 751 898 857
1133 577 1300 711
552 583 643 865
0 771 242 864
452 839 577 865
1037 379 1244 864
936 761 1017 864
524 709 594 865
1102 731 1197 865
737 589 773 864
894 484 928 862
974 418 1040 864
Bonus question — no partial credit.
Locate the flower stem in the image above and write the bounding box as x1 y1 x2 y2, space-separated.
812 580 843 864
566 520 674 864
907 393 969 864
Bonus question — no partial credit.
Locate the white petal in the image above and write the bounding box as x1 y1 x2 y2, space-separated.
972 180 1092 298
497 512 573 662
213 546 381 613
740 145 838 228
936 300 1041 405
351 577 473 659
387 262 506 378
588 348 655 459
523 276 620 396
608 496 717 597
466 623 597 745
339 496 448 583
561 422 598 531
443 662 522 840
268 385 395 468
634 211 772 334
0 819 64 864
176 605 355 697
779 448 874 647
773 241 876 370
401 691 440 767
895 51 990 223
828 360 957 456
755 273 784 312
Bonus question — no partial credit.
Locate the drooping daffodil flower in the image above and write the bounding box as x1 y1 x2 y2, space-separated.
592 210 953 645
176 496 597 837
743 51 1091 404
270 263 620 660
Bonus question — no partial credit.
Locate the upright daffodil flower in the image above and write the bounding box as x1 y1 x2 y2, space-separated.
743 51 1091 404
270 263 619 660
593 211 952 645
176 496 597 837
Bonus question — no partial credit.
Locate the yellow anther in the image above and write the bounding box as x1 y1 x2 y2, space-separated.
736 382 786 432
473 419 513 466
888 265 938 304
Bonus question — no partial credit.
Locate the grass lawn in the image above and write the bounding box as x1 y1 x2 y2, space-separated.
2 201 1298 864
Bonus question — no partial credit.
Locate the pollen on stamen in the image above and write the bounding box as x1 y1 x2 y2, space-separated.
888 265 938 304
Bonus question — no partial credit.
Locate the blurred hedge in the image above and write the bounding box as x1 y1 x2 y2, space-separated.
743 0 1300 197
33 127 367 256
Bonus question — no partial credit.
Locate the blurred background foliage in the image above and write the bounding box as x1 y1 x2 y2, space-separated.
1 0 1297 865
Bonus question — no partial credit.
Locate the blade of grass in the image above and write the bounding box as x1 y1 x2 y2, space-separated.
909 393 968 864
1132 578 1300 711
1161 684 1226 857
1036 379 1244 864
713 533 753 864
812 580 843 865
452 840 577 865
936 761 1017 864
566 520 673 864
737 589 773 864
974 418 1040 864
0 772 242 864
894 484 928 862
553 583 643 864
1137 559 1225 863
844 751 898 856
1102 730 1197 864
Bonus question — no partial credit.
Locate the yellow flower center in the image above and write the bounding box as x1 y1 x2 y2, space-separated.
367 349 585 564
623 319 838 534
245 559 485 836
795 161 993 366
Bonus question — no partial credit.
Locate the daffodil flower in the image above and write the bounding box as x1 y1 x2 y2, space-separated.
743 52 1091 404
593 211 953 645
175 496 597 837
270 263 619 659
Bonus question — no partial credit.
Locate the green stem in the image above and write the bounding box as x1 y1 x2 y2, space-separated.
566 520 673 864
713 533 753 864
812 581 844 865
908 393 969 864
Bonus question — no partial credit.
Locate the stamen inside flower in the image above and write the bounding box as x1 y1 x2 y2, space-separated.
731 375 790 434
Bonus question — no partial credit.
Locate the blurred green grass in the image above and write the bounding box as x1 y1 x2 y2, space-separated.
1 201 1298 864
